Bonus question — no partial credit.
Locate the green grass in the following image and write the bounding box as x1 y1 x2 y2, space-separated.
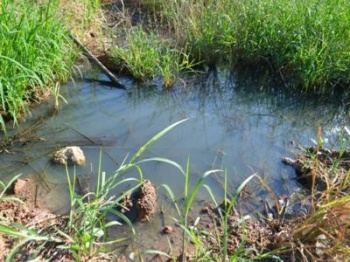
0 0 77 134
229 0 350 92
0 174 22 202
112 26 195 88
111 0 350 92
63 166 139 260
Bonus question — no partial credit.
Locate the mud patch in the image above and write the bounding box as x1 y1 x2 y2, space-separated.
0 198 72 261
192 202 273 257
118 180 157 222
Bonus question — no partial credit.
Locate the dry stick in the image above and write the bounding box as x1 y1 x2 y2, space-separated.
34 184 38 208
70 34 126 89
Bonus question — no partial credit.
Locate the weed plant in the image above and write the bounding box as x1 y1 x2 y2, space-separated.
0 0 77 133
62 119 189 258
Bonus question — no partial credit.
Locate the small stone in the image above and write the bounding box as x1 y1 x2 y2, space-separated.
201 206 210 214
14 178 29 195
219 198 231 210
315 234 329 256
52 146 85 165
162 225 173 234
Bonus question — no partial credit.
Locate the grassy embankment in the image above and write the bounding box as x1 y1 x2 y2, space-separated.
2 0 350 131
2 0 350 132
111 0 350 92
0 0 73 135
0 0 103 136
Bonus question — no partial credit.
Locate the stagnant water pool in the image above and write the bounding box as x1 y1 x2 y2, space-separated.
1 68 350 217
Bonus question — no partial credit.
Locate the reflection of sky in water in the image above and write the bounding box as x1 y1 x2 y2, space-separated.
1 69 350 212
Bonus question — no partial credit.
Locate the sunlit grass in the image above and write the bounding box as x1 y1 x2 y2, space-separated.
111 0 350 92
112 26 195 88
0 0 105 136
0 0 77 133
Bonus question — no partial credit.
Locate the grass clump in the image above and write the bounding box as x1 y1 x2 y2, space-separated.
0 0 77 132
159 0 237 65
230 0 350 92
112 26 194 88
279 128 350 260
110 0 350 92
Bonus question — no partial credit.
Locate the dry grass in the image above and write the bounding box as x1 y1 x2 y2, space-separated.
280 134 350 261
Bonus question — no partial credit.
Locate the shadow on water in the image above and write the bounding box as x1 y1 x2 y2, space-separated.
1 67 350 217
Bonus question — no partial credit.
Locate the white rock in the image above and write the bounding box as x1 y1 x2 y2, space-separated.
52 146 85 165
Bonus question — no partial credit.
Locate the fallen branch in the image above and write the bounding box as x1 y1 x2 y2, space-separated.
70 34 126 89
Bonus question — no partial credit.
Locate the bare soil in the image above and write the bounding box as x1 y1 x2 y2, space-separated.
0 179 73 261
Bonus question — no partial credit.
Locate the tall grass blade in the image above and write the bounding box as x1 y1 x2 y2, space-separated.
223 173 258 261
130 118 188 163
135 157 185 176
159 184 182 218
185 169 222 215
0 174 22 199
184 156 190 198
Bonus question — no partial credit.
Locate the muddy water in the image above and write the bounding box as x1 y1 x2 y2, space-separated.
1 69 350 248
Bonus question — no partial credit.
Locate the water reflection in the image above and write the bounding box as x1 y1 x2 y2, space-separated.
1 68 350 213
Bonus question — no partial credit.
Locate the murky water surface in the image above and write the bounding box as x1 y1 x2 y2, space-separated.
1 69 350 217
